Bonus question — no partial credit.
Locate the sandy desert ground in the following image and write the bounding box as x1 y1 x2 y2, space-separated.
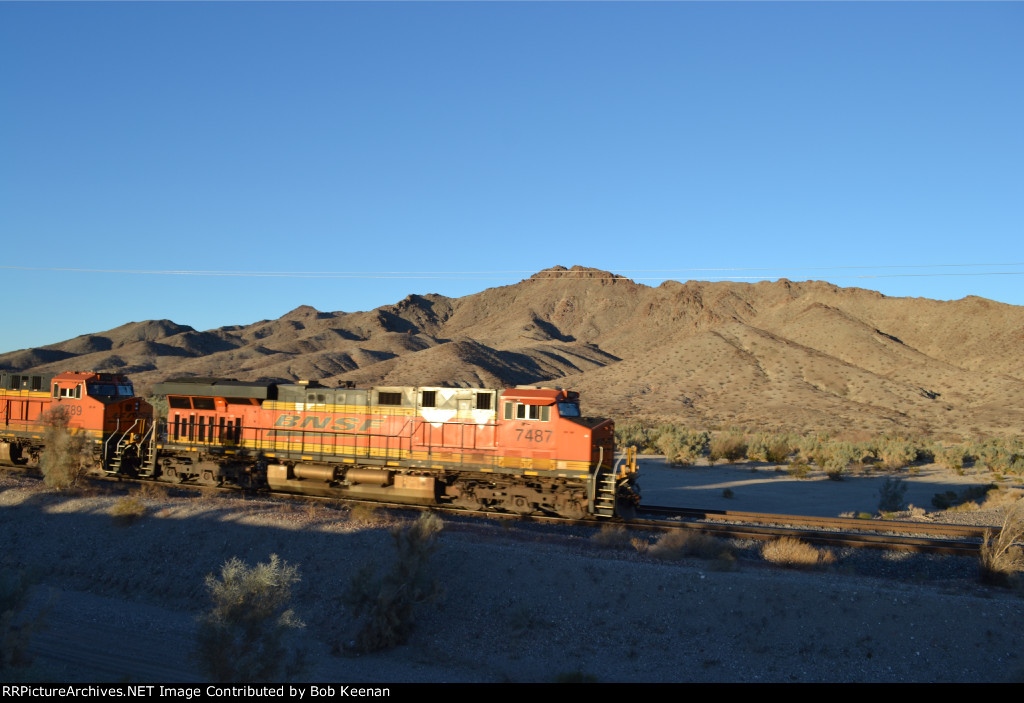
3 458 1024 684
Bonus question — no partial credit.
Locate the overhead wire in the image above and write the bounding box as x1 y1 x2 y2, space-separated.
1 263 1024 281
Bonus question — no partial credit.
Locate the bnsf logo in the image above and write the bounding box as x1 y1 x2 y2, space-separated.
274 414 383 432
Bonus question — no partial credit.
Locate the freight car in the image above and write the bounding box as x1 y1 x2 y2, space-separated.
0 370 153 471
147 377 639 518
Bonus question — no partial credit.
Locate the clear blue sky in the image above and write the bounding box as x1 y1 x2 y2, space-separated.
2 2 1022 353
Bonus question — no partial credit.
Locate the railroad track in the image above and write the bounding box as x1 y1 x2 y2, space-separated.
634 504 991 556
70 473 1000 557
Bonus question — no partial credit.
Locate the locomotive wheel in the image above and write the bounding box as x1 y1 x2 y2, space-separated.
506 494 535 515
559 502 587 520
0 442 25 467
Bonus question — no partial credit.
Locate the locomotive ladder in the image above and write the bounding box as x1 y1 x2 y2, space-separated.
589 447 618 518
106 420 157 477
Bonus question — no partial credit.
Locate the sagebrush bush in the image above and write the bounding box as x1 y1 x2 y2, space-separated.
193 554 306 682
615 421 654 454
591 524 633 549
935 445 966 472
761 537 834 569
974 438 1024 476
348 503 384 526
747 433 794 464
708 432 747 464
649 530 727 560
39 406 91 490
933 485 996 510
873 437 919 471
979 500 1024 587
657 426 709 466
110 497 146 525
982 487 1024 510
344 513 443 652
787 461 812 479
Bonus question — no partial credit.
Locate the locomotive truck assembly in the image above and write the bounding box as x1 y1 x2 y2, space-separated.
0 370 639 519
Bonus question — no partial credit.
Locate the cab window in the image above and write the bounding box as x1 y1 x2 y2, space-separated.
506 402 550 421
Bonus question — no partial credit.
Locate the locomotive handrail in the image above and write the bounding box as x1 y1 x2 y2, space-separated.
103 417 120 459
587 446 605 514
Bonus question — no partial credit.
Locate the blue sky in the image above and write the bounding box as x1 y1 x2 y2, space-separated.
2 2 1022 353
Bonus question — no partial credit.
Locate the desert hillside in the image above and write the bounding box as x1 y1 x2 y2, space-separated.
3 266 1024 438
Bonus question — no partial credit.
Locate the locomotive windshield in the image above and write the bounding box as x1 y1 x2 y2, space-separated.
557 402 581 417
87 383 135 397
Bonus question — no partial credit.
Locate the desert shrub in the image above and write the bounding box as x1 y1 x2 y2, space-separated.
786 461 812 479
649 530 728 561
193 554 306 682
747 433 793 464
935 445 967 472
815 441 858 480
615 421 654 454
761 537 834 569
344 513 443 652
348 503 383 526
796 433 830 464
39 406 92 490
873 437 919 471
978 500 1024 587
877 477 908 514
110 497 146 525
976 442 1010 473
708 431 747 464
591 524 633 549
135 480 170 500
657 426 709 466
932 484 997 510
982 487 1024 510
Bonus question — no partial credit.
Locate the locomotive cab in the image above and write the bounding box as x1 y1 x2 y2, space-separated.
0 370 153 473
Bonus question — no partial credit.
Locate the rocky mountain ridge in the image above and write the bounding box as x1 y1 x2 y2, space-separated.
3 266 1023 437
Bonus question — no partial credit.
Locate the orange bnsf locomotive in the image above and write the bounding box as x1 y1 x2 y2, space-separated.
1 370 639 518
0 371 153 471
147 378 639 519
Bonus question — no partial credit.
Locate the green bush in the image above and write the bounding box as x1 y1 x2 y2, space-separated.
193 554 306 682
344 513 444 652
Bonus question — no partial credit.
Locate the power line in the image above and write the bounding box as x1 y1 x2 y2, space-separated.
2 264 1024 281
